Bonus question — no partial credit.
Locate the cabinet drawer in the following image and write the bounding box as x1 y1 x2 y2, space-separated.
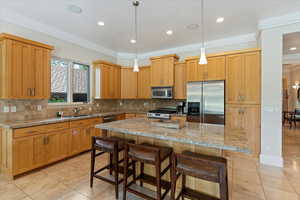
14 122 69 138
70 119 92 128
88 117 103 125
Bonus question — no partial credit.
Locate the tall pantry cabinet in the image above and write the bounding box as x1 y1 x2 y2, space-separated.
0 33 54 99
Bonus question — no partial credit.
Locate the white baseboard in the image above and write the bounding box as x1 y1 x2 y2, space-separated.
260 154 283 167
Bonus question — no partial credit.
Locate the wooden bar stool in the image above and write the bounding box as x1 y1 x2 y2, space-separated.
171 151 228 200
123 143 173 200
90 136 136 199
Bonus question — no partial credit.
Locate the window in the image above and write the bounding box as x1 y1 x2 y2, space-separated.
49 57 90 103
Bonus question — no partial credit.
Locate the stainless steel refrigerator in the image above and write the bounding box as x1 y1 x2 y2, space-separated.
187 81 225 125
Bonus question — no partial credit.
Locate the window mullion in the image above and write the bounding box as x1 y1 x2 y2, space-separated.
68 62 73 103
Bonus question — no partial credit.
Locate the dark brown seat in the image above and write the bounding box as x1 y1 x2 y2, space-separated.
90 136 135 199
123 143 173 200
171 151 228 200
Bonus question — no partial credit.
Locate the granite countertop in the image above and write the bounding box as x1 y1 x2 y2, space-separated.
95 118 250 153
0 112 126 129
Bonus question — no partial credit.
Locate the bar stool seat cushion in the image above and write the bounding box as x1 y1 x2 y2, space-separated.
129 143 172 163
94 136 134 151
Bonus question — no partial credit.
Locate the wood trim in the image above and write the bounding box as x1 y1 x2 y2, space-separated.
92 60 118 66
175 61 186 64
150 54 179 60
185 48 261 61
0 33 54 50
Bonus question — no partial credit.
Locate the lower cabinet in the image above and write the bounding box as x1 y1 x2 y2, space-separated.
70 128 85 156
13 136 34 175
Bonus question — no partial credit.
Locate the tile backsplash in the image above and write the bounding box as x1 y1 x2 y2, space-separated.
0 99 184 122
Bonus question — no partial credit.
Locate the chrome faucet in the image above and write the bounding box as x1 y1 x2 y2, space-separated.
72 107 81 116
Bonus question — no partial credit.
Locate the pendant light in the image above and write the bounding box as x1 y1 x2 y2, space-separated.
133 0 140 72
199 0 208 65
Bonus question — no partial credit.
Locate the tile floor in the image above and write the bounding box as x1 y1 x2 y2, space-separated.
1 127 300 200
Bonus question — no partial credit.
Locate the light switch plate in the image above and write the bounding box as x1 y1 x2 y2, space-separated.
3 106 9 113
37 105 42 111
10 106 17 112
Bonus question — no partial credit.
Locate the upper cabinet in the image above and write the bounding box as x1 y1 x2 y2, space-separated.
226 51 260 105
0 33 54 99
186 56 225 82
174 61 186 99
93 60 121 99
150 54 179 87
121 67 138 99
137 66 151 99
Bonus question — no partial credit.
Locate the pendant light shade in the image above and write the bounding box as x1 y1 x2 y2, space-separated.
199 0 207 65
133 58 139 72
199 48 208 65
132 1 139 72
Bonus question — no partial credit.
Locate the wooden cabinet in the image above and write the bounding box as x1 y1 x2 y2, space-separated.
82 127 93 151
13 136 34 175
125 113 136 119
226 51 260 105
226 105 260 156
70 128 84 155
174 61 186 99
121 67 138 99
93 60 121 99
0 33 53 99
186 56 225 82
150 54 179 87
137 66 151 99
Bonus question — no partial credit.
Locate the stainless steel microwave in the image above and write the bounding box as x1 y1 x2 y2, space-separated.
151 87 173 99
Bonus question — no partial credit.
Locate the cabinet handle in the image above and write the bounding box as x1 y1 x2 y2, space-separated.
27 88 31 96
43 136 47 145
32 88 35 96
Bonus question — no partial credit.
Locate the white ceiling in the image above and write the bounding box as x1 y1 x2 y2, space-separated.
2 0 300 54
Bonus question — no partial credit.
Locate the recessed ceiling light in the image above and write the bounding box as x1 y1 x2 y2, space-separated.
187 24 199 30
67 5 82 14
290 47 297 51
130 39 136 44
216 17 225 23
166 30 173 35
97 21 105 26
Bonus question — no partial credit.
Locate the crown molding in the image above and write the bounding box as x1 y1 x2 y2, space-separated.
283 53 300 64
258 11 300 30
0 8 117 58
118 33 257 60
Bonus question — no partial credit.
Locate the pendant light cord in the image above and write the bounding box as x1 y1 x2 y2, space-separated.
201 0 204 48
134 1 138 60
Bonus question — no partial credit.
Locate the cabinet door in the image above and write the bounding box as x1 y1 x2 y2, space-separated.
174 62 186 99
137 66 151 99
162 57 174 86
151 59 162 86
226 105 260 156
206 56 225 81
13 137 34 175
46 132 62 163
9 41 25 98
33 135 47 167
22 43 35 99
59 130 71 158
121 68 137 99
186 59 204 82
33 47 51 99
243 52 260 104
82 127 93 151
226 54 244 104
70 128 84 155
101 65 110 99
115 66 121 98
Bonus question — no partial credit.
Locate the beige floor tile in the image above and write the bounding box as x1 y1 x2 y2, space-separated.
0 183 27 200
264 186 299 200
21 197 33 200
30 182 73 200
57 190 90 200
289 179 300 195
232 191 265 200
258 165 286 178
261 174 294 192
233 180 266 200
14 171 60 196
233 169 261 185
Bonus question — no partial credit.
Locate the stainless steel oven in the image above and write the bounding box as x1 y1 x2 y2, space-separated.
151 87 173 99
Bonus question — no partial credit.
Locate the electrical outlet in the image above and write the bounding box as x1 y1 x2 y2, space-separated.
10 106 17 112
37 105 42 111
119 102 123 106
89 107 92 111
144 102 149 106
3 106 9 113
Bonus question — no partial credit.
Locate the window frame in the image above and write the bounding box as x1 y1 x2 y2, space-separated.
49 57 92 105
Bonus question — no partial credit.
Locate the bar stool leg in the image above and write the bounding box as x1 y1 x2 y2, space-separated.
90 147 96 188
219 172 229 200
140 162 144 186
171 154 176 200
114 147 119 199
109 153 113 175
181 174 186 200
156 161 161 200
123 146 129 200
133 160 136 184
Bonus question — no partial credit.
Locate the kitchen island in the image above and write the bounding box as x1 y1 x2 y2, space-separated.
95 118 250 198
